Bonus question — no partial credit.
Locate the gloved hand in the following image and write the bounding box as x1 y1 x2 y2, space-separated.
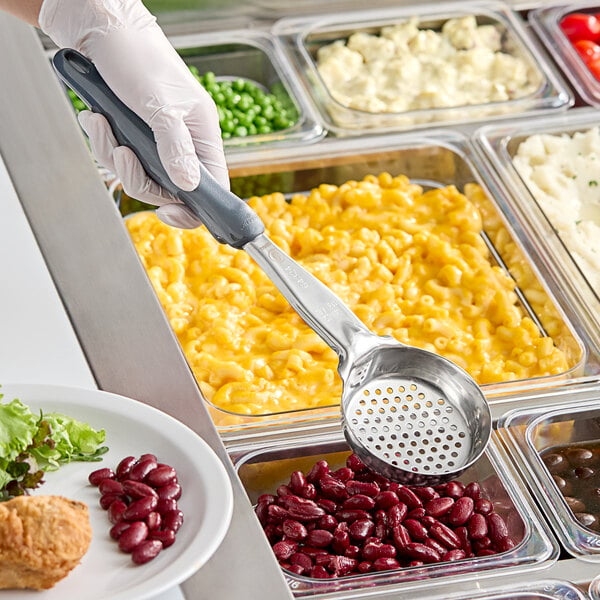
39 0 229 229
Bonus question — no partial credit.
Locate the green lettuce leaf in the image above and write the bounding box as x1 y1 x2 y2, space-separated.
0 397 38 461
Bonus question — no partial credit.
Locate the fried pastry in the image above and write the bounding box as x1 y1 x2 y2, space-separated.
0 495 92 590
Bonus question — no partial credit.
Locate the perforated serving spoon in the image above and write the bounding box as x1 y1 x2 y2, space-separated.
53 49 491 485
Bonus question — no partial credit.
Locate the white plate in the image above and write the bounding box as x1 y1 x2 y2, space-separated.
0 383 233 600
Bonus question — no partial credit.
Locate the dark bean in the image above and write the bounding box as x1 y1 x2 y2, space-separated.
333 467 354 482
474 498 493 515
402 542 441 563
306 529 334 548
317 515 337 532
575 467 596 480
290 552 313 572
118 521 148 552
575 512 600 530
444 481 465 499
100 493 125 510
357 560 373 573
425 497 455 518
448 497 474 526
329 555 358 575
413 487 438 502
396 486 422 509
373 557 400 571
495 536 516 552
344 544 361 559
406 507 426 520
346 480 380 497
273 540 297 561
566 448 595 468
99 479 124 495
277 484 291 497
487 513 509 543
463 482 482 500
387 502 408 527
403 518 428 541
132 539 163 564
349 519 375 541
552 475 573 496
565 496 587 513
88 468 115 487
543 453 569 474
467 513 488 540
307 460 329 483
342 494 375 511
346 454 367 472
146 511 162 531
123 495 158 521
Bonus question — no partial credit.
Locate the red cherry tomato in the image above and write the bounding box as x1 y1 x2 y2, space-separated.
574 39 600 63
586 57 600 80
560 13 600 43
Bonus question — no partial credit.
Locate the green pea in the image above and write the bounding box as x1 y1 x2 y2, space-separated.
254 115 267 127
203 71 216 86
232 78 246 92
248 124 258 136
234 125 248 137
221 118 235 133
258 125 272 134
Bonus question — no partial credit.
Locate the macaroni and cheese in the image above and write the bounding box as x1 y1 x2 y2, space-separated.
126 173 570 417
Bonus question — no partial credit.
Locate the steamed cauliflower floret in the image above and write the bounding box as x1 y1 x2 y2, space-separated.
315 15 536 115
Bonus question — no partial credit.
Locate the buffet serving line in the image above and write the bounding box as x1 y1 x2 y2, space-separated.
2 0 600 598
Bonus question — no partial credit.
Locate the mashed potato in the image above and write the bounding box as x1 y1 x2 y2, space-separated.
513 127 600 291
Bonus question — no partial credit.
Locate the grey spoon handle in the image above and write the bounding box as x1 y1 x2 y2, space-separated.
52 48 264 248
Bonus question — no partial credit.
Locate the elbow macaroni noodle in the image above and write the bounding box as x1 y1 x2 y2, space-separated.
125 173 572 417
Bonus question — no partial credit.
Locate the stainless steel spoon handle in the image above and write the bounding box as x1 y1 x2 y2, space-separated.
245 235 376 359
52 48 375 357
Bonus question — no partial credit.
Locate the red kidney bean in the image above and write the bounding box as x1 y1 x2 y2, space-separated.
467 513 488 540
162 509 184 533
474 498 493 515
487 513 509 543
307 460 329 483
138 453 158 463
408 560 424 567
100 493 125 510
110 521 131 540
455 526 473 554
310 565 329 578
290 552 313 572
255 503 269 526
347 480 380 497
149 529 176 548
306 529 334 548
374 491 399 509
495 536 516 552
374 509 387 524
132 539 163 564
287 564 304 575
392 524 411 548
108 499 128 524
285 499 326 522
118 521 148 553
406 507 426 520
129 458 158 483
344 545 360 559
448 497 474 526
282 519 308 541
396 486 422 509
258 494 277 506
145 465 177 488
373 557 400 571
342 494 375 511
331 529 350 554
157 498 178 514
365 541 397 560
357 560 373 573
299 483 317 500
317 515 337 532
349 519 375 541
99 479 124 495
346 454 367 472
421 516 437 528
116 456 137 480
425 538 447 556
316 498 338 514
445 481 465 499
387 502 408 527
88 468 115 486
123 495 158 521
464 482 482 500
277 484 291 497
429 522 461 549
403 518 428 542
413 487 439 502
329 555 358 576
477 549 497 557
472 537 492 552
302 546 329 558
313 552 332 568
402 542 441 563
289 470 307 495
157 482 182 502
146 511 161 531
425 497 455 518
122 480 158 500
318 475 349 501
333 467 354 482
442 549 466 561
273 540 297 561
335 509 370 523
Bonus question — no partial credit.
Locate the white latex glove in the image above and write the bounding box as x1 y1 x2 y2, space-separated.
39 0 229 229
